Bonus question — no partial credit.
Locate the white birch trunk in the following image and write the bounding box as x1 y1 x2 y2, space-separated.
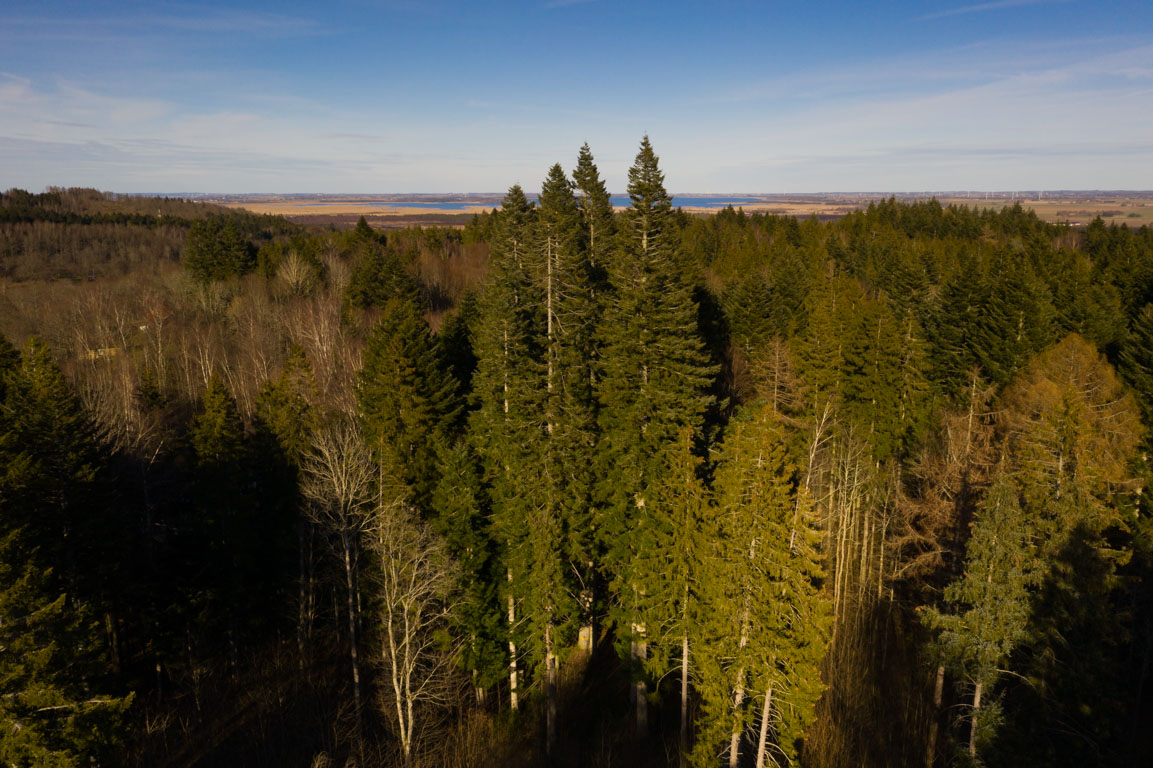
969 680 983 758
507 568 519 711
755 685 774 768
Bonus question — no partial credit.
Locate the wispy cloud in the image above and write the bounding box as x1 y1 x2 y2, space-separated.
918 0 1070 21
0 6 321 39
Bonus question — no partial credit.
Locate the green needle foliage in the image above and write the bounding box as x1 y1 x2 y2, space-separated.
183 216 255 284
595 137 717 712
357 297 461 509
573 142 616 281
695 403 829 768
925 468 1036 763
0 340 131 766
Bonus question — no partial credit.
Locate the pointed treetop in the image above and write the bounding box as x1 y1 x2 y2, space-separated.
540 164 577 217
627 135 672 214
502 184 534 217
574 143 610 200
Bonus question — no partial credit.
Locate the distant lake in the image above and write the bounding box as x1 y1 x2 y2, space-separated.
610 196 764 208
292 196 767 211
295 201 490 210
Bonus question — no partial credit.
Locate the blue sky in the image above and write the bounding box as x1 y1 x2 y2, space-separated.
1 0 1151 192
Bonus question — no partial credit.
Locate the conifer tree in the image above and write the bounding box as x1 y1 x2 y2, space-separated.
925 468 1036 761
1119 303 1153 428
596 137 716 736
573 142 616 277
839 296 908 462
0 339 131 765
469 185 541 711
992 334 1142 764
183 216 255 284
695 403 829 768
189 376 252 650
538 162 601 651
357 297 460 508
437 291 480 407
429 440 505 698
256 345 321 661
633 426 712 757
344 242 422 313
971 252 1055 386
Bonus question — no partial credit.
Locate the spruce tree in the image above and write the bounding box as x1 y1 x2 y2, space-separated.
0 339 131 765
256 346 320 662
344 242 422 313
632 426 712 757
694 403 829 768
597 136 717 736
1119 303 1153 428
468 185 541 711
183 216 255 284
429 440 505 697
356 297 460 508
573 142 616 278
538 162 601 653
189 376 251 650
925 468 1036 762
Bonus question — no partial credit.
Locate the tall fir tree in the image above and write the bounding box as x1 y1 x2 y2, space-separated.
429 440 505 698
468 185 542 711
925 467 1036 763
597 136 717 737
357 297 460 509
573 142 616 280
695 403 829 768
633 426 712 757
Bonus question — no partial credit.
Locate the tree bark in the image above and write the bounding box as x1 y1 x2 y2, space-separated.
546 621 557 756
342 537 364 762
755 685 773 768
680 633 690 759
507 569 519 711
969 680 983 758
729 671 746 768
926 663 945 768
631 623 648 739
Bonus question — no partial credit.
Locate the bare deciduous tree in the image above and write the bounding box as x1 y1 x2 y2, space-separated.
301 421 376 763
369 505 460 768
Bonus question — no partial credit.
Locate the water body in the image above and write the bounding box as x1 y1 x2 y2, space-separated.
293 196 766 211
295 201 490 210
610 195 764 208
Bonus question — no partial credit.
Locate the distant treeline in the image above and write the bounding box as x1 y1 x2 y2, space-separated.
0 188 301 281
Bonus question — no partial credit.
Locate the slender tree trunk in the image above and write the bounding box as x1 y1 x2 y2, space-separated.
546 621 557 756
507 568 519 711
297 519 310 668
926 663 945 768
680 632 690 760
632 616 648 739
342 538 364 762
755 685 774 768
969 680 983 758
729 670 746 768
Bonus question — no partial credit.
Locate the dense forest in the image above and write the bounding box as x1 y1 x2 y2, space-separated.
1 139 1152 768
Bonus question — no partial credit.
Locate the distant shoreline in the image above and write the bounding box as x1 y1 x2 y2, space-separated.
210 191 1153 228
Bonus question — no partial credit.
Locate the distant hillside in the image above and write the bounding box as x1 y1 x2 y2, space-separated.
0 188 298 281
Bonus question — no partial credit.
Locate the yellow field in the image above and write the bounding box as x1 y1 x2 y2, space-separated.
218 194 1153 227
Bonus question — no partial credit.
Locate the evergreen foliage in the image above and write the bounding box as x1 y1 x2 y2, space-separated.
0 339 131 766
595 138 717 713
357 297 460 507
694 403 829 767
183 216 256 284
